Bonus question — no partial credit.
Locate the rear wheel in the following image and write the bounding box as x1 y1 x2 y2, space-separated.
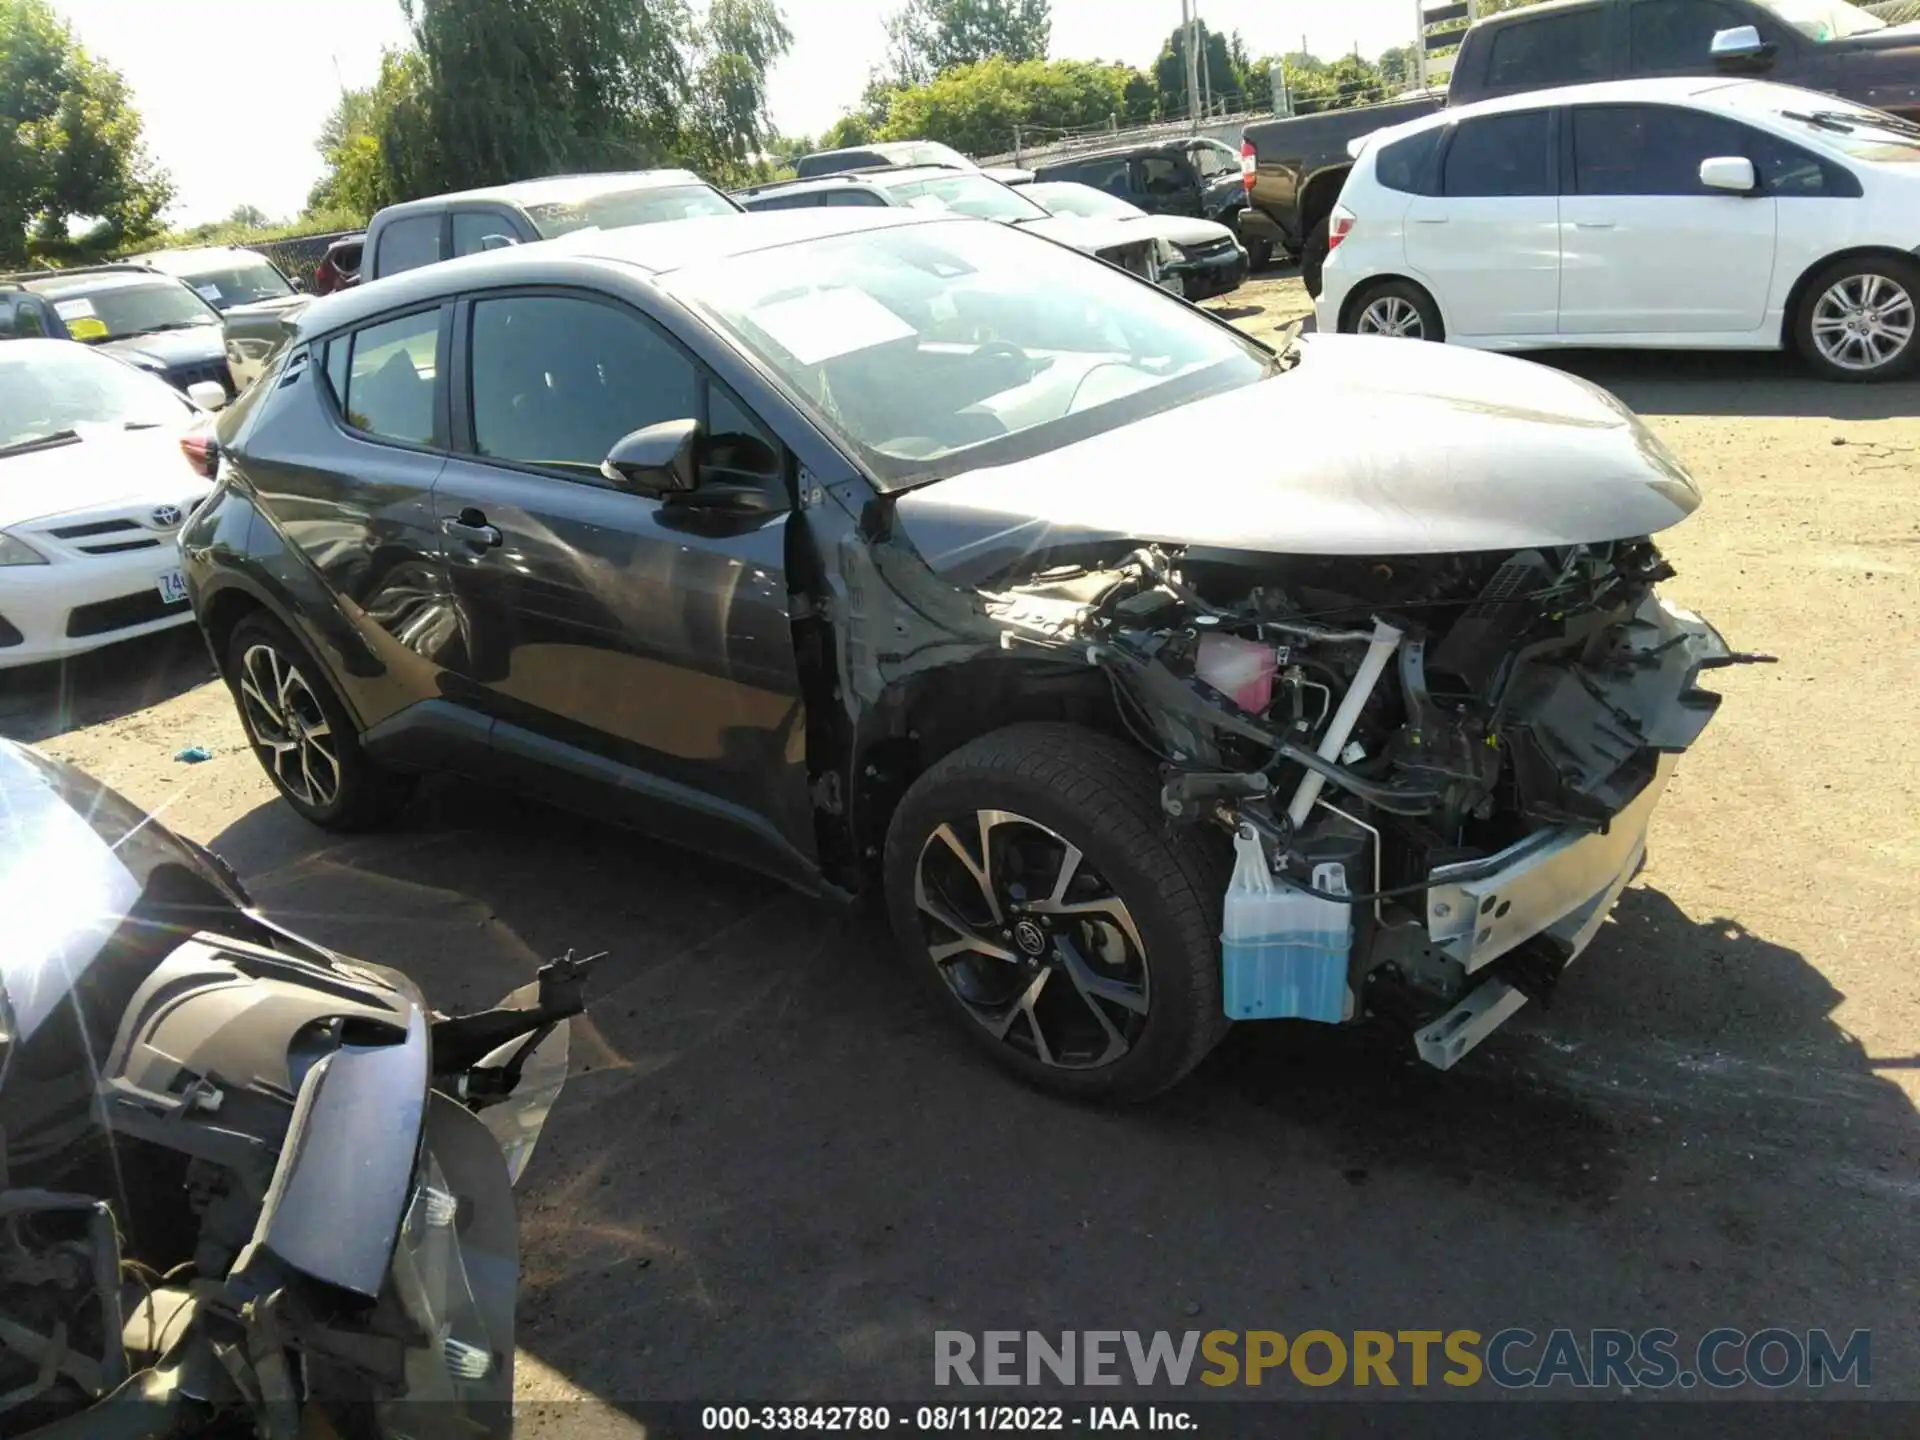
1300 217 1331 299
1345 279 1445 343
1245 237 1274 272
225 612 415 830
1794 254 1919 382
884 725 1231 1102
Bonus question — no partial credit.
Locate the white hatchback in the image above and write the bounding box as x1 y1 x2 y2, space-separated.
1316 77 1920 381
1 339 223 669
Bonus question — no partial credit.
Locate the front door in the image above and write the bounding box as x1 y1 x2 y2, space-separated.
1559 103 1778 336
429 287 817 881
1404 109 1561 336
1134 155 1203 216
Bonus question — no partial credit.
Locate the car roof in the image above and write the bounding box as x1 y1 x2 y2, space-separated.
292 207 964 338
375 169 710 218
1403 74 1778 127
737 164 978 202
18 267 176 296
1037 137 1206 166
131 245 270 269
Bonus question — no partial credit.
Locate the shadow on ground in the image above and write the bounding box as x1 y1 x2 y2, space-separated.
0 628 215 743
1521 349 1919 423
207 782 1918 1401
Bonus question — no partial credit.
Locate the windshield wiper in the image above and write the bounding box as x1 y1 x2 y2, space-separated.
1784 107 1920 140
0 429 80 457
128 319 217 336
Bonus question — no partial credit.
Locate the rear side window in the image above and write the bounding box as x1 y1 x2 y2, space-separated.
1375 129 1444 195
1059 157 1131 193
1628 0 1749 73
799 151 881 177
1485 11 1607 89
1572 104 1749 195
1136 156 1193 195
1443 111 1553 197
824 189 887 206
746 190 833 210
327 309 441 445
374 215 443 277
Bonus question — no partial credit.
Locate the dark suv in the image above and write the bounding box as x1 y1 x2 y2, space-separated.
1030 137 1248 231
181 206 1740 1102
0 265 236 397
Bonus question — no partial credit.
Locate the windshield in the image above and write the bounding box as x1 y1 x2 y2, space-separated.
1751 0 1885 40
526 183 741 237
1027 184 1145 221
44 278 220 343
883 173 1051 223
670 218 1272 489
166 258 294 309
0 344 190 451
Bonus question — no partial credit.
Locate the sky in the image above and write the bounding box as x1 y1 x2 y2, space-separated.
51 0 1420 226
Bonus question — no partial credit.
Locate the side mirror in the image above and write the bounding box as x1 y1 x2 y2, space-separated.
1711 25 1774 69
602 418 700 494
1699 155 1758 194
187 380 229 412
290 276 307 293
480 233 519 251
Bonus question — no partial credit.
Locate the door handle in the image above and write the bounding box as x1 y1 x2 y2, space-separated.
442 510 502 549
1574 220 1616 229
1411 216 1449 225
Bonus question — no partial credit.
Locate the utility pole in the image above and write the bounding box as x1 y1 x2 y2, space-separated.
1183 0 1203 132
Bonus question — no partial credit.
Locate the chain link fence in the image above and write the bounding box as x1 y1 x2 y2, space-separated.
1864 0 1920 20
247 229 361 290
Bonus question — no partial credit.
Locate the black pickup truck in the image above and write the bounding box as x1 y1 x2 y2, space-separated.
1240 0 1920 294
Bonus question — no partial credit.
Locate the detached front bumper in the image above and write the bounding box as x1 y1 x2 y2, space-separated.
1412 597 1733 1068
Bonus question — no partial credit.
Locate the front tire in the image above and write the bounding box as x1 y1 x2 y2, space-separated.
1245 237 1274 272
1794 254 1919 382
1344 279 1445 343
1300 218 1331 299
225 612 415 831
883 725 1231 1102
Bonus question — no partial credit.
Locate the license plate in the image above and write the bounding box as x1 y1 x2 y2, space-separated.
158 569 188 605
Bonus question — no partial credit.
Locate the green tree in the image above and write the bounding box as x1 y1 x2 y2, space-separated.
884 0 1050 88
306 48 425 219
1377 43 1419 89
226 203 270 229
879 55 1130 158
0 0 171 266
1152 19 1243 118
818 112 878 150
387 0 791 198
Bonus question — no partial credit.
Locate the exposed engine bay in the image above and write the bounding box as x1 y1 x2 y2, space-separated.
954 537 1763 1064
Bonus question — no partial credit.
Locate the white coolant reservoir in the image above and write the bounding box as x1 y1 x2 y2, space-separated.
1221 827 1352 1024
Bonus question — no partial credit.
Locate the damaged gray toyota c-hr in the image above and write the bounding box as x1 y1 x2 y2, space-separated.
181 207 1763 1102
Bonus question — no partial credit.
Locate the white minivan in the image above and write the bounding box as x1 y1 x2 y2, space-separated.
1315 77 1920 381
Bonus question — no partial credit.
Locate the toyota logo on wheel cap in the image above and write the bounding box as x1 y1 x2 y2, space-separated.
150 504 184 527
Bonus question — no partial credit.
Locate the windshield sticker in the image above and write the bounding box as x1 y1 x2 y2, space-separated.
66 317 109 340
195 283 223 301
749 289 917 365
53 298 96 321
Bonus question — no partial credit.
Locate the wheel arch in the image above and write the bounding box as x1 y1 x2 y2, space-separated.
1778 246 1920 350
846 656 1126 887
1338 273 1447 336
1299 164 1355 241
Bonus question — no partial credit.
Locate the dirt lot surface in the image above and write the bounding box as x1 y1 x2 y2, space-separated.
6 274 1917 1423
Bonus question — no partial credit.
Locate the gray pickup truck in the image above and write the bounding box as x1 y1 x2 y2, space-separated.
222 170 742 390
1240 0 1920 294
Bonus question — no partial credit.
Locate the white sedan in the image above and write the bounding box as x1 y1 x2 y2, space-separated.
1 339 226 669
1316 77 1920 381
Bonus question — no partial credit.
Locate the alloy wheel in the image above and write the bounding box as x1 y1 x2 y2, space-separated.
237 642 341 808
1811 273 1915 373
1356 295 1426 339
913 809 1150 1070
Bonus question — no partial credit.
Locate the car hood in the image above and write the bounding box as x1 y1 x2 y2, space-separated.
224 292 312 324
1014 213 1152 255
98 324 227 369
0 423 209 529
890 333 1703 584
1135 213 1239 249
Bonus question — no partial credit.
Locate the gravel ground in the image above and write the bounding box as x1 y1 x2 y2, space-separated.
5 279 1916 1424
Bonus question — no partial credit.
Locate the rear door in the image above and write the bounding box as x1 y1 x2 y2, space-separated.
1404 109 1560 337
426 286 817 880
1558 103 1778 336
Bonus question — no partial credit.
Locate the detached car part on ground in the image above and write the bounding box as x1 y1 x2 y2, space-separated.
0 738 586 1438
182 208 1763 1104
